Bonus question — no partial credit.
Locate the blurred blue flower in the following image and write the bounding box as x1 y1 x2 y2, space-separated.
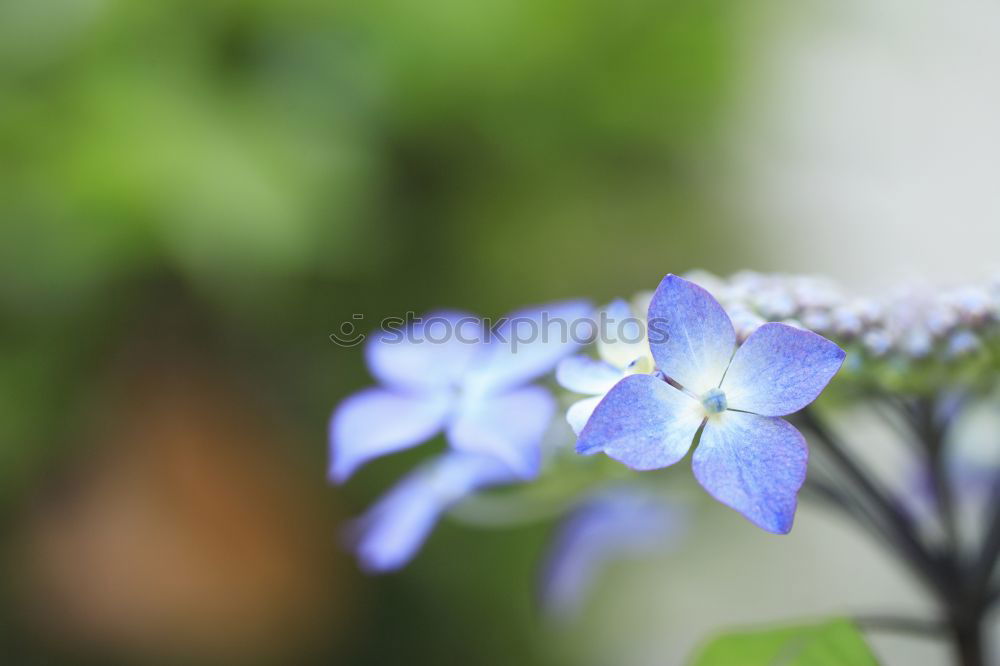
906 459 998 527
540 487 685 618
348 451 520 572
329 300 591 482
556 299 654 434
905 398 1000 528
577 275 845 533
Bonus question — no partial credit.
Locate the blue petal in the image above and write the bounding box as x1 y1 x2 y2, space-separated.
692 411 807 534
350 453 516 572
576 374 703 470
447 385 555 479
365 310 482 392
540 487 685 618
565 395 604 435
464 300 594 395
328 388 452 482
721 322 846 417
647 274 736 395
555 354 622 395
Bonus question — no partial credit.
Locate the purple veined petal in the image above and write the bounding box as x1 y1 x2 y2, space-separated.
540 487 685 618
566 395 604 435
349 453 517 572
721 322 846 417
576 374 703 470
328 388 453 483
365 310 483 392
647 274 736 395
447 385 555 480
692 411 808 534
556 354 622 395
463 300 594 395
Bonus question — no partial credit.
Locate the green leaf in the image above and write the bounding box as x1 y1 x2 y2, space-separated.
690 618 880 666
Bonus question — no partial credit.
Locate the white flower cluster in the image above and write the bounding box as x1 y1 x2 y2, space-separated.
680 270 1000 361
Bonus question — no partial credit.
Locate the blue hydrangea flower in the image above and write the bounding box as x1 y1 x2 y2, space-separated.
577 275 845 533
330 301 592 482
540 487 685 618
556 299 654 434
348 451 519 572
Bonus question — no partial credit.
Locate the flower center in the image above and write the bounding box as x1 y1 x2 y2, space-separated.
700 388 727 415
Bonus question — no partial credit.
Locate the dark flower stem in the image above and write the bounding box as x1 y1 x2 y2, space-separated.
910 397 959 550
951 615 985 666
974 477 1000 597
854 614 948 639
798 405 989 666
798 408 950 595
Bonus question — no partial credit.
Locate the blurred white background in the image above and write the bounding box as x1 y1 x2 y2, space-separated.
732 0 1000 290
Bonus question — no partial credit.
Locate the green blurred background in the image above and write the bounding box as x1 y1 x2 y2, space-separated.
5 0 951 664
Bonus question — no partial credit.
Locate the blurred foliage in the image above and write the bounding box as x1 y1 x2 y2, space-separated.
0 0 743 307
0 0 755 663
690 618 880 666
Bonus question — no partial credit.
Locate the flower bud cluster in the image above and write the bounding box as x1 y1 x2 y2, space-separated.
679 270 1000 365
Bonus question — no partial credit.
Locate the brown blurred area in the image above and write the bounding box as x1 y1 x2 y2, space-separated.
11 325 359 665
